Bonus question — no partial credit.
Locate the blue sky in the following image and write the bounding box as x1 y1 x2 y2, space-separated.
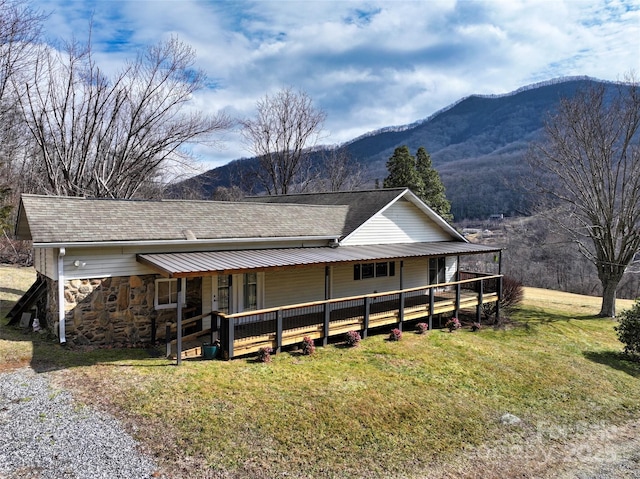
33 0 640 171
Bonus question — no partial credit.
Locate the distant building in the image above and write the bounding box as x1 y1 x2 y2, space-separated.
489 214 504 221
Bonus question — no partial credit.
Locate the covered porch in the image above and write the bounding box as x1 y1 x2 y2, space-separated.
219 271 500 359
137 242 502 362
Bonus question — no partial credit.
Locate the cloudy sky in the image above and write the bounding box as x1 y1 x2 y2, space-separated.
31 0 640 170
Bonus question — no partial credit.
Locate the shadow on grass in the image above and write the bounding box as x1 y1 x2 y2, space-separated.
583 350 640 378
511 306 601 324
0 286 29 297
1 318 173 374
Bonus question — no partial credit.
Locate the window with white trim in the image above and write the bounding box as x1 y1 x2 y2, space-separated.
155 278 178 309
243 272 258 311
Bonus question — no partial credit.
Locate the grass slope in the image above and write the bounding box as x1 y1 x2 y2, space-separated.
1 266 639 478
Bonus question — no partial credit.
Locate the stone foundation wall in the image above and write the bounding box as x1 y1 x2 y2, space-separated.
44 274 177 346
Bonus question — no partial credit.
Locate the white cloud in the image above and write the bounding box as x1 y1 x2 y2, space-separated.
31 0 640 170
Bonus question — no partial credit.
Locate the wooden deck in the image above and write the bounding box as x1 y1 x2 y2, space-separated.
168 273 501 361
230 291 497 357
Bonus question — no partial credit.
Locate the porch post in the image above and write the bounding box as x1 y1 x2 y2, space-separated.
323 302 330 347
324 266 330 300
323 266 331 346
276 309 283 354
428 287 434 330
165 321 172 358
363 296 370 339
476 279 484 323
398 261 404 330
176 277 184 366
454 282 461 318
496 251 503 322
226 315 235 359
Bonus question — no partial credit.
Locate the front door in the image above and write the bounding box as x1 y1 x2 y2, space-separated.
212 272 263 314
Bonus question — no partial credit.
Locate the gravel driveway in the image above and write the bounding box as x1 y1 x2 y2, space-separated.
0 368 161 479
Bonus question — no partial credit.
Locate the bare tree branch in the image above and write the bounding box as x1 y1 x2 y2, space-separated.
240 87 325 195
17 35 232 199
529 74 640 317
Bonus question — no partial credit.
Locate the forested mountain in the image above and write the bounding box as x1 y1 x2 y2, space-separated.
180 77 621 219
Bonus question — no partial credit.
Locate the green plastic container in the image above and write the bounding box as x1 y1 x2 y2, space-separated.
202 344 218 360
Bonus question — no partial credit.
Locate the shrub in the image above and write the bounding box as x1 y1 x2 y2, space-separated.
471 322 482 332
301 336 316 355
615 299 640 361
257 346 273 363
482 275 524 323
416 322 429 334
445 317 461 332
389 328 402 341
345 330 361 347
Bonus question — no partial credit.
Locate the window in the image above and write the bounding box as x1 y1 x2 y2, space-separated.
354 261 396 280
361 263 375 279
155 278 178 309
429 257 446 285
217 275 231 314
376 262 388 277
243 272 258 311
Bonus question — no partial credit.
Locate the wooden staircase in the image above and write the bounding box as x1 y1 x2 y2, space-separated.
6 277 46 325
165 312 218 360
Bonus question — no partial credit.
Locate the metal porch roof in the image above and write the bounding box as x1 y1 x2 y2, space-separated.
137 242 502 278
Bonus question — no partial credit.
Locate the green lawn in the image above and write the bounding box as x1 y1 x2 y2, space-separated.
2 266 639 478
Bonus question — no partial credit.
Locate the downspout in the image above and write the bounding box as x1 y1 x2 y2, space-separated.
57 247 66 344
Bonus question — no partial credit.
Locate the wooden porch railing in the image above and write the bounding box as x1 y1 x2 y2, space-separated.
165 312 214 359
210 273 502 360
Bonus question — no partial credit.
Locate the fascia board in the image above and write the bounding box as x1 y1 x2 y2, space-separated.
32 235 340 249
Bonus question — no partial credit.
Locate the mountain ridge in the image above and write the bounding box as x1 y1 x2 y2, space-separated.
179 76 623 219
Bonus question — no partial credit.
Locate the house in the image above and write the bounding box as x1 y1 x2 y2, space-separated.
11 188 503 360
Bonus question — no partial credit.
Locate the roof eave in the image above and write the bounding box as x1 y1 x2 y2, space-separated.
32 235 341 249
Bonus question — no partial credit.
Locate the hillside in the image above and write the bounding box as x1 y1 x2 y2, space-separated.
2 265 639 478
178 77 622 219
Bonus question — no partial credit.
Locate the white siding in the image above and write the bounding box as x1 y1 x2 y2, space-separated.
62 248 156 280
34 247 56 279
264 266 326 308
342 199 454 246
56 239 329 281
399 259 430 289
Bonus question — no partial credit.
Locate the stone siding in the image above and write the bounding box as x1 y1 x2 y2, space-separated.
44 274 177 346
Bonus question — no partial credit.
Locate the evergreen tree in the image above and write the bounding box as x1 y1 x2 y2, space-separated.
383 145 424 194
416 146 453 221
383 145 453 222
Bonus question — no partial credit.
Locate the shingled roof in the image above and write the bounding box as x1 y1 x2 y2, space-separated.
15 195 348 245
244 188 408 238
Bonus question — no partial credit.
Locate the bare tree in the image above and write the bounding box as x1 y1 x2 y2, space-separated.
17 36 232 199
240 87 325 195
0 0 45 217
212 185 244 201
529 76 640 317
320 148 364 191
0 0 44 110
